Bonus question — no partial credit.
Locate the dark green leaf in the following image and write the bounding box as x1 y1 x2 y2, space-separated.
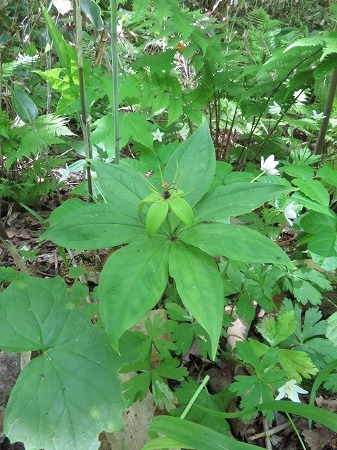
42 203 145 249
0 276 125 450
12 87 38 123
179 223 294 268
81 0 104 30
195 183 292 221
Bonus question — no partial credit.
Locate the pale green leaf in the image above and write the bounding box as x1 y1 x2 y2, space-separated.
291 192 334 216
279 349 318 381
326 312 337 346
99 236 169 350
146 201 169 237
169 197 195 227
169 242 224 360
257 311 297 346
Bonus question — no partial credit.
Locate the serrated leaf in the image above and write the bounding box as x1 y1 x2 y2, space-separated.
0 276 125 450
293 179 330 206
12 87 38 123
317 166 337 188
179 222 294 268
257 311 297 346
195 183 292 221
169 197 194 227
99 236 169 350
120 113 154 149
327 312 337 346
279 349 318 381
169 241 224 360
284 35 323 53
146 201 169 237
42 203 145 249
291 192 334 216
164 122 215 208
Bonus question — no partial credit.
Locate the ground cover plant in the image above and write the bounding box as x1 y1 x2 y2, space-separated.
1 0 337 449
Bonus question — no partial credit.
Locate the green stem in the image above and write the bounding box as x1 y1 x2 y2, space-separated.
285 412 307 450
315 67 337 155
250 171 265 183
180 375 210 420
110 0 120 164
74 0 93 201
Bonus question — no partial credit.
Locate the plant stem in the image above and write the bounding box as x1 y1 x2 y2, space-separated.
110 0 120 164
314 67 337 155
74 0 94 200
180 375 210 420
285 412 307 450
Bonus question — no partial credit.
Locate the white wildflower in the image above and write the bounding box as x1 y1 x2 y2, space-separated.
57 164 71 183
179 124 189 141
260 155 280 176
275 379 308 403
284 201 301 226
312 110 327 120
269 101 281 115
294 90 307 104
52 0 72 14
152 128 164 142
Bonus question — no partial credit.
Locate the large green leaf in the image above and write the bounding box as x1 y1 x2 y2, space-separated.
163 122 215 207
99 236 169 350
293 179 330 206
81 0 104 31
179 223 294 268
40 5 74 70
169 242 224 360
92 160 152 210
120 113 154 149
292 192 334 217
195 183 292 222
0 276 125 450
12 87 38 123
42 203 145 249
143 416 260 450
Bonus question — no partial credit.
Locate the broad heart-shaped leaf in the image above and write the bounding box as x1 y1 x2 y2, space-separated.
163 122 215 207
169 241 224 360
0 276 126 450
12 86 38 123
195 183 292 222
99 236 169 350
92 160 152 210
179 223 294 269
42 203 145 250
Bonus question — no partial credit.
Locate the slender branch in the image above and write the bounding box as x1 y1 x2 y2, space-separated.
180 375 210 420
314 67 337 155
110 0 120 164
74 0 94 200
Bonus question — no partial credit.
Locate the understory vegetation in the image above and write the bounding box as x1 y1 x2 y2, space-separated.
1 0 337 449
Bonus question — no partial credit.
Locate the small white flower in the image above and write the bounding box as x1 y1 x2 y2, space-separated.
260 155 280 176
284 201 301 226
152 128 164 142
275 379 308 403
312 110 327 120
294 90 307 104
269 101 281 115
52 0 72 14
179 124 189 141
